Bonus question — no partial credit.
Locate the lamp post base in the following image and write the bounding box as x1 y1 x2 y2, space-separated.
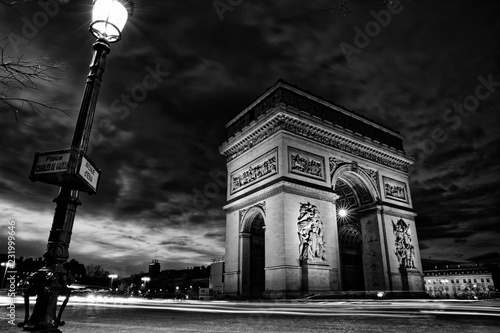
18 264 73 332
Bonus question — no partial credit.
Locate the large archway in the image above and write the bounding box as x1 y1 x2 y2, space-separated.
240 207 266 298
249 214 265 297
333 168 379 293
338 214 364 291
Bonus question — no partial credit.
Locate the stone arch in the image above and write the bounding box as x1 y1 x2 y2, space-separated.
338 221 362 248
239 204 266 298
331 163 380 203
332 163 381 293
240 205 266 233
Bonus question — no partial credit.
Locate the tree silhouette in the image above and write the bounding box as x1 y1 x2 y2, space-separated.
1 1 68 123
84 264 110 287
325 0 405 18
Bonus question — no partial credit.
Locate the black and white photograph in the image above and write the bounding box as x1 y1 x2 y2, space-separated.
0 0 499 332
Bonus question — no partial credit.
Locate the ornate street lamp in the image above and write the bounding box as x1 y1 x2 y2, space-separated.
21 1 134 332
90 0 133 43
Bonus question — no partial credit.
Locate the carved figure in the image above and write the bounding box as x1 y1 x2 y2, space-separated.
297 202 326 261
392 219 415 269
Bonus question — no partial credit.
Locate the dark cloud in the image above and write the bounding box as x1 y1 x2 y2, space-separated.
0 0 499 274
204 232 224 239
468 252 500 262
159 236 191 247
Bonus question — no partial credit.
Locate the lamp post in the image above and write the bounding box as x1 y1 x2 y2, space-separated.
19 1 134 332
1 263 6 288
109 274 118 291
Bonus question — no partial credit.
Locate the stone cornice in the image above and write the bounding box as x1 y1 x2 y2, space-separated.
381 205 418 220
283 182 339 202
220 113 413 173
265 265 301 271
223 180 337 213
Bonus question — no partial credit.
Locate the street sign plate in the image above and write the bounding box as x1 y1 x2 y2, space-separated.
78 155 100 194
32 151 70 175
30 149 101 194
29 149 73 186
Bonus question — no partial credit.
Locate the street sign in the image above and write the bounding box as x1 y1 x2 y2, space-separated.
77 155 100 194
30 149 72 187
32 150 70 175
30 149 101 194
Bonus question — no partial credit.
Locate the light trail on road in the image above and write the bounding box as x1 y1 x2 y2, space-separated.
2 296 499 319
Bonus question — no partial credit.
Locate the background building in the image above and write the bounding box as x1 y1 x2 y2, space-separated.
149 260 161 276
209 257 225 297
152 266 209 298
424 264 496 299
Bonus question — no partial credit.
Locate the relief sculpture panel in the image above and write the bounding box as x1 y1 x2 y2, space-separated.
383 176 408 203
231 149 278 194
289 147 325 181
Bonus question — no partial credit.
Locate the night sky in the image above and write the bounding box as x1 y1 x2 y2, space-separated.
0 0 499 276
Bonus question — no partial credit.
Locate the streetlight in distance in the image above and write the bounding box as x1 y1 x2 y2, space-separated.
141 276 150 293
1 262 15 289
109 274 118 291
21 1 134 331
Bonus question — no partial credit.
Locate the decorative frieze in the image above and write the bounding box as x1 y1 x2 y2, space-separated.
288 147 325 181
224 182 337 214
226 84 403 151
230 149 278 194
281 118 409 172
224 115 410 173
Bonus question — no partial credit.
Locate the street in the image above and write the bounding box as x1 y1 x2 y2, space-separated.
1 297 500 332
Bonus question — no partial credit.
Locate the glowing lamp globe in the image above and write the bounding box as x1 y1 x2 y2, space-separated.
338 209 348 218
90 0 134 43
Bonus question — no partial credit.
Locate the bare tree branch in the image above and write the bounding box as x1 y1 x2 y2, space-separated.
324 0 352 18
0 34 70 124
0 0 32 15
324 0 405 18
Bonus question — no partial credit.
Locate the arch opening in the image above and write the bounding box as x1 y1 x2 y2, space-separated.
249 213 265 298
334 171 376 292
240 208 266 299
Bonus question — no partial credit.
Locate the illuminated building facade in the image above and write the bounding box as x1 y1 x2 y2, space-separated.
424 264 496 299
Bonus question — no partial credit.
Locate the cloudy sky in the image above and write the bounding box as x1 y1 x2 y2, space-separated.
0 0 499 276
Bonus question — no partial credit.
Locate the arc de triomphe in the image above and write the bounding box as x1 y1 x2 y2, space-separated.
219 80 424 299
